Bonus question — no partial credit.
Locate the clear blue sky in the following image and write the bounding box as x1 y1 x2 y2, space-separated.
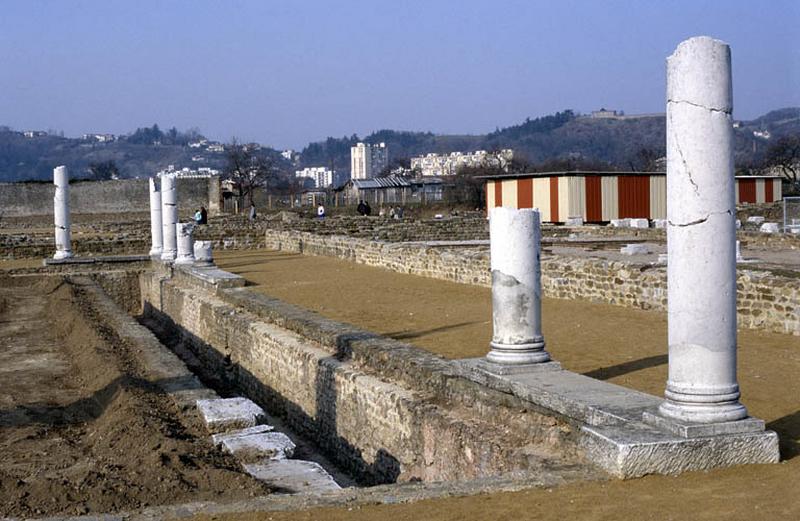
1 0 798 149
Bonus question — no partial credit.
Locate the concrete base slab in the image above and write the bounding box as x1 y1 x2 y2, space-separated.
455 359 779 478
642 411 765 438
244 460 341 493
196 397 267 433
221 431 296 462
211 424 274 446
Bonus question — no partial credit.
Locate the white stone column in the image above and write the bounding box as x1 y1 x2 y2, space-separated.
175 223 195 265
149 177 163 257
160 174 177 262
660 36 747 423
486 207 550 365
193 240 213 266
53 166 73 259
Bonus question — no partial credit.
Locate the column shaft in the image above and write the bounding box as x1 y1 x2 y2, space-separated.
160 174 178 261
149 177 163 257
487 207 550 364
175 223 195 265
660 36 747 423
53 166 73 259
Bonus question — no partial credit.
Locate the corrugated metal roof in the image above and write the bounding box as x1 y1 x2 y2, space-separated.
351 177 411 189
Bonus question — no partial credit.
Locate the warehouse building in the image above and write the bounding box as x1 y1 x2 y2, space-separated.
482 172 783 223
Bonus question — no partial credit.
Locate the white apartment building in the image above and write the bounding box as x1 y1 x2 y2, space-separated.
350 142 388 180
410 149 514 176
296 166 333 188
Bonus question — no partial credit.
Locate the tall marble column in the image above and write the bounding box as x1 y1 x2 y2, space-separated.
160 174 177 262
486 207 550 365
149 177 163 257
53 166 73 260
659 36 747 423
175 223 195 265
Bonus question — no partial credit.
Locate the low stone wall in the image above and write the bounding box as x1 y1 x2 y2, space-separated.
0 176 220 217
264 230 800 336
141 265 585 485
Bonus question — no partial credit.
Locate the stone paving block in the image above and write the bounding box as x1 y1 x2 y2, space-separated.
628 218 650 229
196 397 267 433
221 431 296 462
211 424 274 446
620 243 650 255
243 460 342 493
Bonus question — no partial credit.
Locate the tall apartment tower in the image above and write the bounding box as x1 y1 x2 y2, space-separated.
350 142 388 180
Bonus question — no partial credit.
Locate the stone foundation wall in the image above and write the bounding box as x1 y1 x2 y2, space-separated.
0 177 220 217
141 266 583 485
264 230 800 336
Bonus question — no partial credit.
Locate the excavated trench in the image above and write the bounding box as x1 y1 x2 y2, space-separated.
0 267 602 518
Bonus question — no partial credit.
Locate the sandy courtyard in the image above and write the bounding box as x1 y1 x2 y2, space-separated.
209 249 800 521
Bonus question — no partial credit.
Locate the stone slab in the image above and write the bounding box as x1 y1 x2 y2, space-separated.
243 460 341 493
620 243 650 255
642 410 765 438
211 424 274 446
196 397 267 433
182 265 245 288
221 432 296 462
455 359 779 478
44 254 150 265
470 358 562 376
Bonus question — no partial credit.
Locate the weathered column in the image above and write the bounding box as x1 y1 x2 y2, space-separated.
193 240 213 266
53 166 73 259
486 207 550 365
149 177 163 257
160 174 177 262
659 36 747 423
175 223 195 265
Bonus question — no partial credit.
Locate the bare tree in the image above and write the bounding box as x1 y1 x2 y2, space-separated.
224 139 276 210
764 135 800 193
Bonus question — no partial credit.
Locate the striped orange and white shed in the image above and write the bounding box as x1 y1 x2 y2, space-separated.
482 172 782 223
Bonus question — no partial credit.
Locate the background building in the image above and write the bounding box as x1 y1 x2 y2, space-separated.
482 171 783 223
295 166 333 188
410 149 513 176
351 142 388 180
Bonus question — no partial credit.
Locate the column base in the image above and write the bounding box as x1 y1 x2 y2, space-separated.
486 340 550 365
175 257 195 265
657 398 748 424
160 251 177 263
643 409 764 438
149 248 163 258
53 250 73 260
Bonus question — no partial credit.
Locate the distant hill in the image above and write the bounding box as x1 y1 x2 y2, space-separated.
1 108 797 182
298 108 800 174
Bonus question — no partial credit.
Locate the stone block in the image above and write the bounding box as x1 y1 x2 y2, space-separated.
746 216 765 225
243 460 341 493
196 397 267 433
629 218 650 229
211 424 274 446
220 431 296 462
609 219 630 228
653 219 667 229
759 222 780 234
565 217 584 227
620 243 650 255
642 410 766 438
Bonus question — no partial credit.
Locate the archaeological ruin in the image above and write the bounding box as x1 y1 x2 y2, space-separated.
1 36 799 520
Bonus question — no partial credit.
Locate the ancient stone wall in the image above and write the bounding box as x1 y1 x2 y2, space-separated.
0 177 220 217
264 230 800 336
140 265 583 485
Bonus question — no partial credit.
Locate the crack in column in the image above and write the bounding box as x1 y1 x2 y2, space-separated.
667 109 700 197
667 98 732 115
668 209 731 228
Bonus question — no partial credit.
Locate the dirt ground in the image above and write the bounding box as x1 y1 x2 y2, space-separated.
211 249 800 521
0 276 271 518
